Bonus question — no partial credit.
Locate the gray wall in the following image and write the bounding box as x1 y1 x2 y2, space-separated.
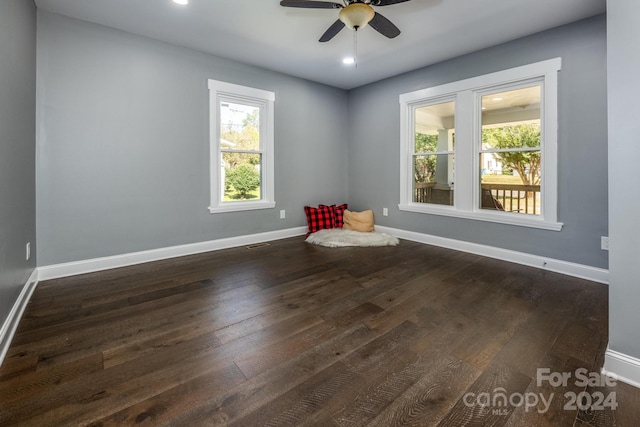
36 11 609 271
347 15 608 269
607 1 640 360
0 1 37 329
36 11 349 266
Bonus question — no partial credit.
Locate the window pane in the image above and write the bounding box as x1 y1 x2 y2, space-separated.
480 152 541 215
480 85 541 215
222 152 261 202
414 154 454 206
414 100 455 206
415 101 455 152
220 102 260 151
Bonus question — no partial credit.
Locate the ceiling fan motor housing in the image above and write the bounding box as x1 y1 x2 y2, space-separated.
339 3 375 30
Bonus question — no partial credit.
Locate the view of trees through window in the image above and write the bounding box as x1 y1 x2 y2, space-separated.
413 100 455 206
482 124 541 186
414 133 438 183
220 102 262 201
480 85 542 215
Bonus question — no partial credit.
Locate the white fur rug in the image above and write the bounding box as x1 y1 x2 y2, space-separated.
306 228 399 248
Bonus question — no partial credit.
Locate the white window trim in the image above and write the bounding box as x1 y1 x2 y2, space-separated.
208 80 276 214
399 58 563 231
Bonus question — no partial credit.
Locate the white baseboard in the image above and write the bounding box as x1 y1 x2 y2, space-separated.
376 226 609 284
603 347 640 389
0 269 38 367
39 225 608 284
38 226 308 281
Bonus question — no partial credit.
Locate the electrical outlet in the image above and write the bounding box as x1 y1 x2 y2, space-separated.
601 236 609 251
383 207 388 216
280 210 286 219
26 242 31 261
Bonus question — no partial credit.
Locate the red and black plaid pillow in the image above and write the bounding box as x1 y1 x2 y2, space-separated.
333 203 348 228
304 205 335 236
320 204 348 228
305 203 349 236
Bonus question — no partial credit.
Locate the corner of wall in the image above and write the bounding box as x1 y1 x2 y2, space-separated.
0 269 38 367
603 346 640 389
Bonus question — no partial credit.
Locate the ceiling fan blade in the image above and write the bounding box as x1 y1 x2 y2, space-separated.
319 19 346 42
371 0 412 5
369 12 401 38
280 1 343 9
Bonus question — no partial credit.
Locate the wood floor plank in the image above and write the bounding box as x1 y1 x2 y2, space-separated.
332 335 447 425
0 353 104 405
436 361 533 426
503 354 586 427
230 361 359 426
0 351 38 381
576 380 640 427
86 363 246 426
450 292 535 371
11 279 223 347
366 354 479 427
166 324 380 426
493 304 570 378
233 302 383 379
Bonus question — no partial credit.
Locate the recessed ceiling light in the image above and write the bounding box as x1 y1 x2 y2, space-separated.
342 57 355 65
173 0 189 5
492 97 503 101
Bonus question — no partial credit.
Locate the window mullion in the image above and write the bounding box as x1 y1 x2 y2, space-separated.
541 71 558 223
414 151 455 156
211 93 222 208
221 149 263 154
454 90 475 212
480 147 540 154
399 102 413 206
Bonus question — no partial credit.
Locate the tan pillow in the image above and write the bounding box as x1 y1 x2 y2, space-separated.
343 209 375 232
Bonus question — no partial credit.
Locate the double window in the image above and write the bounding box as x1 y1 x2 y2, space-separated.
208 80 275 213
399 58 562 230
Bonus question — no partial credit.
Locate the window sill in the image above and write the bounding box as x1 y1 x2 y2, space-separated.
209 201 276 214
398 203 563 231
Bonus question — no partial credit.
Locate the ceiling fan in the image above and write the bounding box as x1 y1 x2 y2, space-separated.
280 0 410 42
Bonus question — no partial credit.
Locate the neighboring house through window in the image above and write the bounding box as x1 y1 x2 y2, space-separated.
208 79 275 213
399 58 562 231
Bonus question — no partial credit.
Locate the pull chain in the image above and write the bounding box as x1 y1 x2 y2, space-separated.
353 28 358 68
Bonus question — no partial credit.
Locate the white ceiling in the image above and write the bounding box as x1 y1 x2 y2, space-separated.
34 0 606 90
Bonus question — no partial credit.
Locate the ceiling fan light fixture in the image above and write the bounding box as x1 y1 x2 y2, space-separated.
339 3 375 30
172 0 189 5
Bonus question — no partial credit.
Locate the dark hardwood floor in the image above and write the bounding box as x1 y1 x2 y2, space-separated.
1 237 639 426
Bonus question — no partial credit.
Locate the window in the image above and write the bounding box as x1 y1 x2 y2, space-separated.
480 84 541 215
399 58 562 230
208 80 275 213
413 100 455 206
